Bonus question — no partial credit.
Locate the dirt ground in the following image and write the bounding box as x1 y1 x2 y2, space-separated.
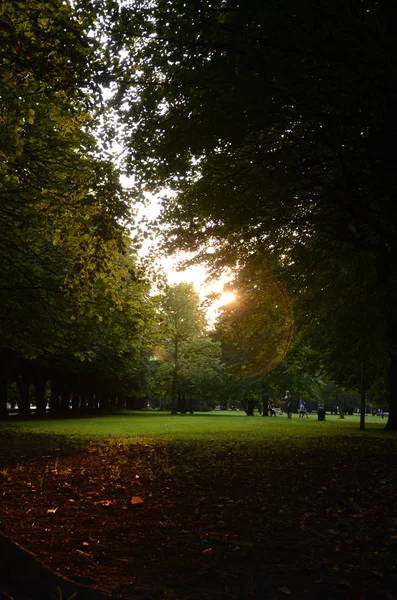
0 429 397 600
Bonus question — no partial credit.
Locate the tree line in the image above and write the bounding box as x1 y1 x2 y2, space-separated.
0 0 156 417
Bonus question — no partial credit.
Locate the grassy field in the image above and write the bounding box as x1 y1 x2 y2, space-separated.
0 409 390 442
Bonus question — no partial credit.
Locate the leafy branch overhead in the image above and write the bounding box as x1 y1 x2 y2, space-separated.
100 0 397 428
0 0 157 410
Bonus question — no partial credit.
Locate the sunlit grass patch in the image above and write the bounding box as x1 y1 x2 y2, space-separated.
0 410 390 446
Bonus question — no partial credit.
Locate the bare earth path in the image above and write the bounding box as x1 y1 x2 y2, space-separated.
0 429 396 599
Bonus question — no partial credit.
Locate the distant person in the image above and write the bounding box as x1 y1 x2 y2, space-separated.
268 400 276 417
299 401 309 418
285 391 292 419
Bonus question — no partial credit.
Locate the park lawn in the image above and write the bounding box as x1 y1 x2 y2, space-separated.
0 411 396 600
0 410 389 443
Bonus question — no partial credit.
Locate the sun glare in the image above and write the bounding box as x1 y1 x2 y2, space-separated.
125 184 236 324
219 291 236 306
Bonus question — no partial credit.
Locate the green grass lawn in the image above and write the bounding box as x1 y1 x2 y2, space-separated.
0 410 391 443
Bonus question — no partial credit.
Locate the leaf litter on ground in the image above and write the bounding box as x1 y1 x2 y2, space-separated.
0 429 396 599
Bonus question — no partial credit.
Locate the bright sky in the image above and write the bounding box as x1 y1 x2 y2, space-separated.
164 256 235 325
101 96 235 324
127 182 235 324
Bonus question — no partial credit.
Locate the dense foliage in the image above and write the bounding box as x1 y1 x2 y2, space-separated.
151 283 223 413
100 0 397 428
0 0 156 417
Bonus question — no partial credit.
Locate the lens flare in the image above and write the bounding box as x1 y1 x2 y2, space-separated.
252 276 294 376
260 277 293 375
224 273 294 377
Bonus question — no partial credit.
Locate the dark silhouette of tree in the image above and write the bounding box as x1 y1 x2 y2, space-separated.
103 0 397 428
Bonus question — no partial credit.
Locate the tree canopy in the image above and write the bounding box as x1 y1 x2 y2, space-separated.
101 0 397 428
0 0 158 417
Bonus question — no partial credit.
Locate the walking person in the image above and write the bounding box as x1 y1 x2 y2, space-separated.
285 391 292 419
299 400 309 418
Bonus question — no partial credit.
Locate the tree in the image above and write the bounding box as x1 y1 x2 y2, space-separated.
103 0 397 428
156 283 207 413
0 246 158 419
0 1 159 417
214 275 316 415
178 337 224 412
0 0 135 355
313 381 360 417
214 257 293 379
212 255 294 416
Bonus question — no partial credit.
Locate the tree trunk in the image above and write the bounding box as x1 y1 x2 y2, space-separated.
49 380 62 414
17 377 30 419
34 377 47 418
386 347 397 430
338 396 345 419
244 399 255 416
262 380 269 416
96 392 103 409
79 394 88 412
171 337 179 415
262 394 269 416
60 384 71 414
360 360 366 430
86 392 95 411
171 372 178 414
71 391 80 413
0 380 8 420
179 391 187 414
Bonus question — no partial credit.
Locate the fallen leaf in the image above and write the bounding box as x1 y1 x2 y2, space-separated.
131 496 144 505
278 586 292 595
